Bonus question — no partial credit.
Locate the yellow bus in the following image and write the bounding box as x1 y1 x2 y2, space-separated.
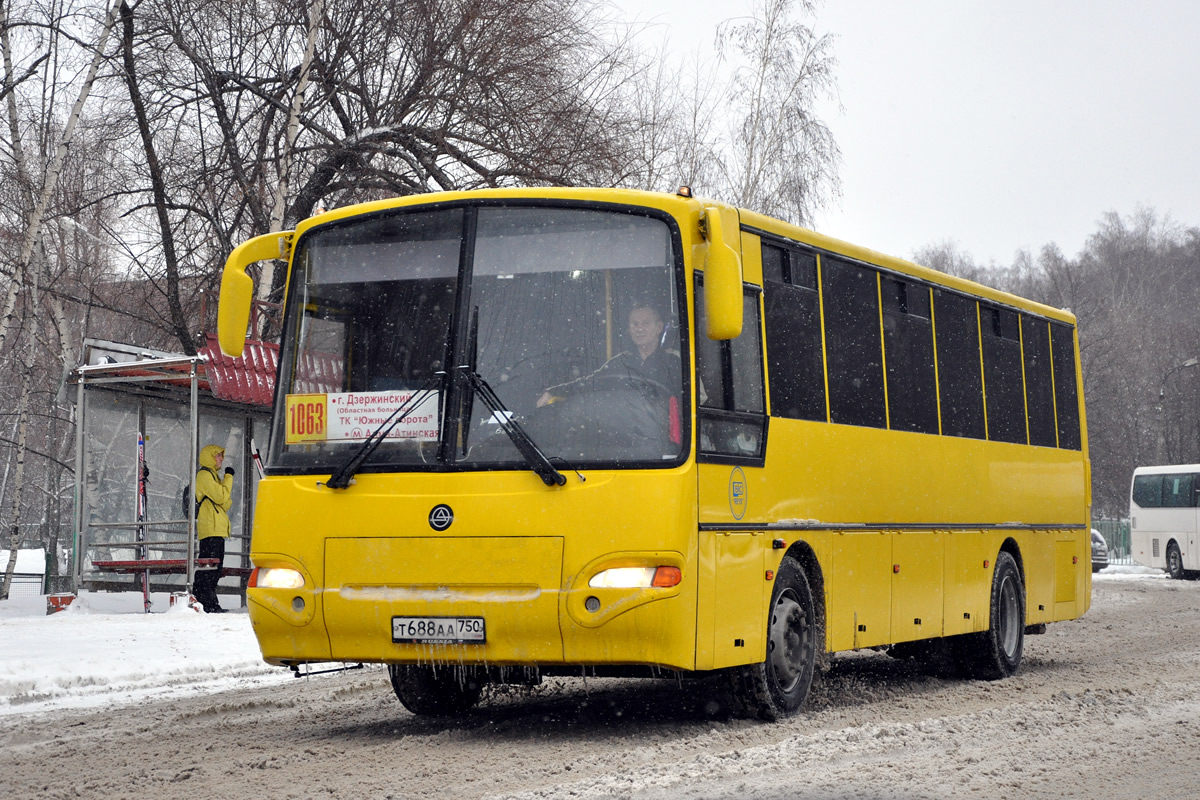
218 187 1090 719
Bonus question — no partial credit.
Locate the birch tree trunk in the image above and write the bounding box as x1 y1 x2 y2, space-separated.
0 305 34 601
0 384 28 600
258 0 324 313
0 0 123 358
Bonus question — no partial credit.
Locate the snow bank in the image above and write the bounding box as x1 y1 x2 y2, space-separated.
0 591 289 717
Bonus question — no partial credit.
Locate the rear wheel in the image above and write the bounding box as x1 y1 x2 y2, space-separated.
1166 541 1185 580
388 665 485 716
730 556 817 720
954 551 1025 680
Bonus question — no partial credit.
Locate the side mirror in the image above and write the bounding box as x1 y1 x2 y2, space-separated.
703 206 743 340
218 232 293 357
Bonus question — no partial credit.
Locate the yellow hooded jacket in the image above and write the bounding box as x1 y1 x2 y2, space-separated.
196 444 234 540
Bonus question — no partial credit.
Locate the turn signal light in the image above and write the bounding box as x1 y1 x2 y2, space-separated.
651 566 682 588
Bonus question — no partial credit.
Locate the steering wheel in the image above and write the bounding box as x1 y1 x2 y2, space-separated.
590 371 672 401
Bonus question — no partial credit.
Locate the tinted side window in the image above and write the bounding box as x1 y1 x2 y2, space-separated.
762 244 786 285
730 293 765 413
696 302 724 411
696 280 768 462
763 245 825 422
1050 323 1082 450
881 277 938 434
788 250 818 291
1163 474 1195 508
981 305 1026 444
1022 316 1057 447
822 256 885 428
1132 474 1162 508
934 291 985 439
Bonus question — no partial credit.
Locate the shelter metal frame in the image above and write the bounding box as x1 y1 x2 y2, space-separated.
71 356 204 608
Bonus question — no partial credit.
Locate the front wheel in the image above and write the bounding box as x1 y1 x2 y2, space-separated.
1166 541 1185 580
730 556 818 720
388 665 485 717
954 550 1025 680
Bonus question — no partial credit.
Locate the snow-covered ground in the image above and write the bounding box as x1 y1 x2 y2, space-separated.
3 565 1193 800
0 590 289 717
0 565 1163 719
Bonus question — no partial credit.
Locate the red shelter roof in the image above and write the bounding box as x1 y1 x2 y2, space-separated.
199 334 279 407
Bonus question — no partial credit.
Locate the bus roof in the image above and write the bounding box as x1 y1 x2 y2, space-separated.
1132 464 1200 475
292 187 1077 326
737 207 1077 325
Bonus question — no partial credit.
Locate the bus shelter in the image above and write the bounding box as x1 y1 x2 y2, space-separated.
70 337 275 611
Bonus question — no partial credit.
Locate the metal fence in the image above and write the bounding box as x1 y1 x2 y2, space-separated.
1093 518 1134 565
0 574 44 598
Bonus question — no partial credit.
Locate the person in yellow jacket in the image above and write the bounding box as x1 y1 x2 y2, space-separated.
194 444 234 613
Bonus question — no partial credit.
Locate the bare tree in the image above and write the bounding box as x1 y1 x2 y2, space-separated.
712 0 841 225
915 209 1200 517
93 0 648 342
1 0 121 599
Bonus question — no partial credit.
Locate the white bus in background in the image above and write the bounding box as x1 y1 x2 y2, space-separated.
1129 464 1200 579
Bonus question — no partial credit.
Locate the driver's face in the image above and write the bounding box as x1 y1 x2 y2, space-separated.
628 307 664 350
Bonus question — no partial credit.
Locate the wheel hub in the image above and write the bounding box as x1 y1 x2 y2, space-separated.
997 574 1020 658
769 592 807 692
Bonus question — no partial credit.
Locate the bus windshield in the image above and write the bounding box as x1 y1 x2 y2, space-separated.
272 204 686 474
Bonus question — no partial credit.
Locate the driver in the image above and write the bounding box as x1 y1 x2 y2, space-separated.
537 303 679 407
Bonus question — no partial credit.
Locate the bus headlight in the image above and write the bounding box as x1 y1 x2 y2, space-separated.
251 567 305 589
588 566 681 589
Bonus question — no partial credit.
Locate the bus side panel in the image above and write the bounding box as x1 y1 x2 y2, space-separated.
1053 533 1081 619
890 531 944 644
695 531 768 670
829 531 892 650
942 530 992 636
1016 530 1055 626
1185 506 1195 568
717 422 1087 531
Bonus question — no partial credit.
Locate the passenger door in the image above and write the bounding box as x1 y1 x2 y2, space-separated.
695 278 769 523
1191 474 1200 569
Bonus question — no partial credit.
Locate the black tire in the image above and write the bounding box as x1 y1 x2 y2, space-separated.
1166 541 1185 580
388 665 485 716
730 556 818 720
954 551 1025 680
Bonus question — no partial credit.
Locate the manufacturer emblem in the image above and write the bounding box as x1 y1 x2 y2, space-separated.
729 467 747 520
428 504 454 531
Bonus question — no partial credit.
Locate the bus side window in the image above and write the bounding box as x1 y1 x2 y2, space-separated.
1049 322 1082 450
695 278 767 462
1021 315 1057 447
763 244 825 422
1164 474 1194 508
880 277 937 434
1132 474 1162 508
933 290 986 440
981 304 1026 444
822 256 885 428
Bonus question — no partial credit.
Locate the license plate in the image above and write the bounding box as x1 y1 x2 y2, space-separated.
392 616 486 643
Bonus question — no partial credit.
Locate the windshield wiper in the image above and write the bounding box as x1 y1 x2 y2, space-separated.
322 373 443 490
462 368 566 487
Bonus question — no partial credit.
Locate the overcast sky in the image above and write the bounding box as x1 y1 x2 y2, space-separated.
616 0 1200 266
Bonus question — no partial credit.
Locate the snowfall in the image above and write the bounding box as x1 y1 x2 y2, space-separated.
0 564 1163 720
